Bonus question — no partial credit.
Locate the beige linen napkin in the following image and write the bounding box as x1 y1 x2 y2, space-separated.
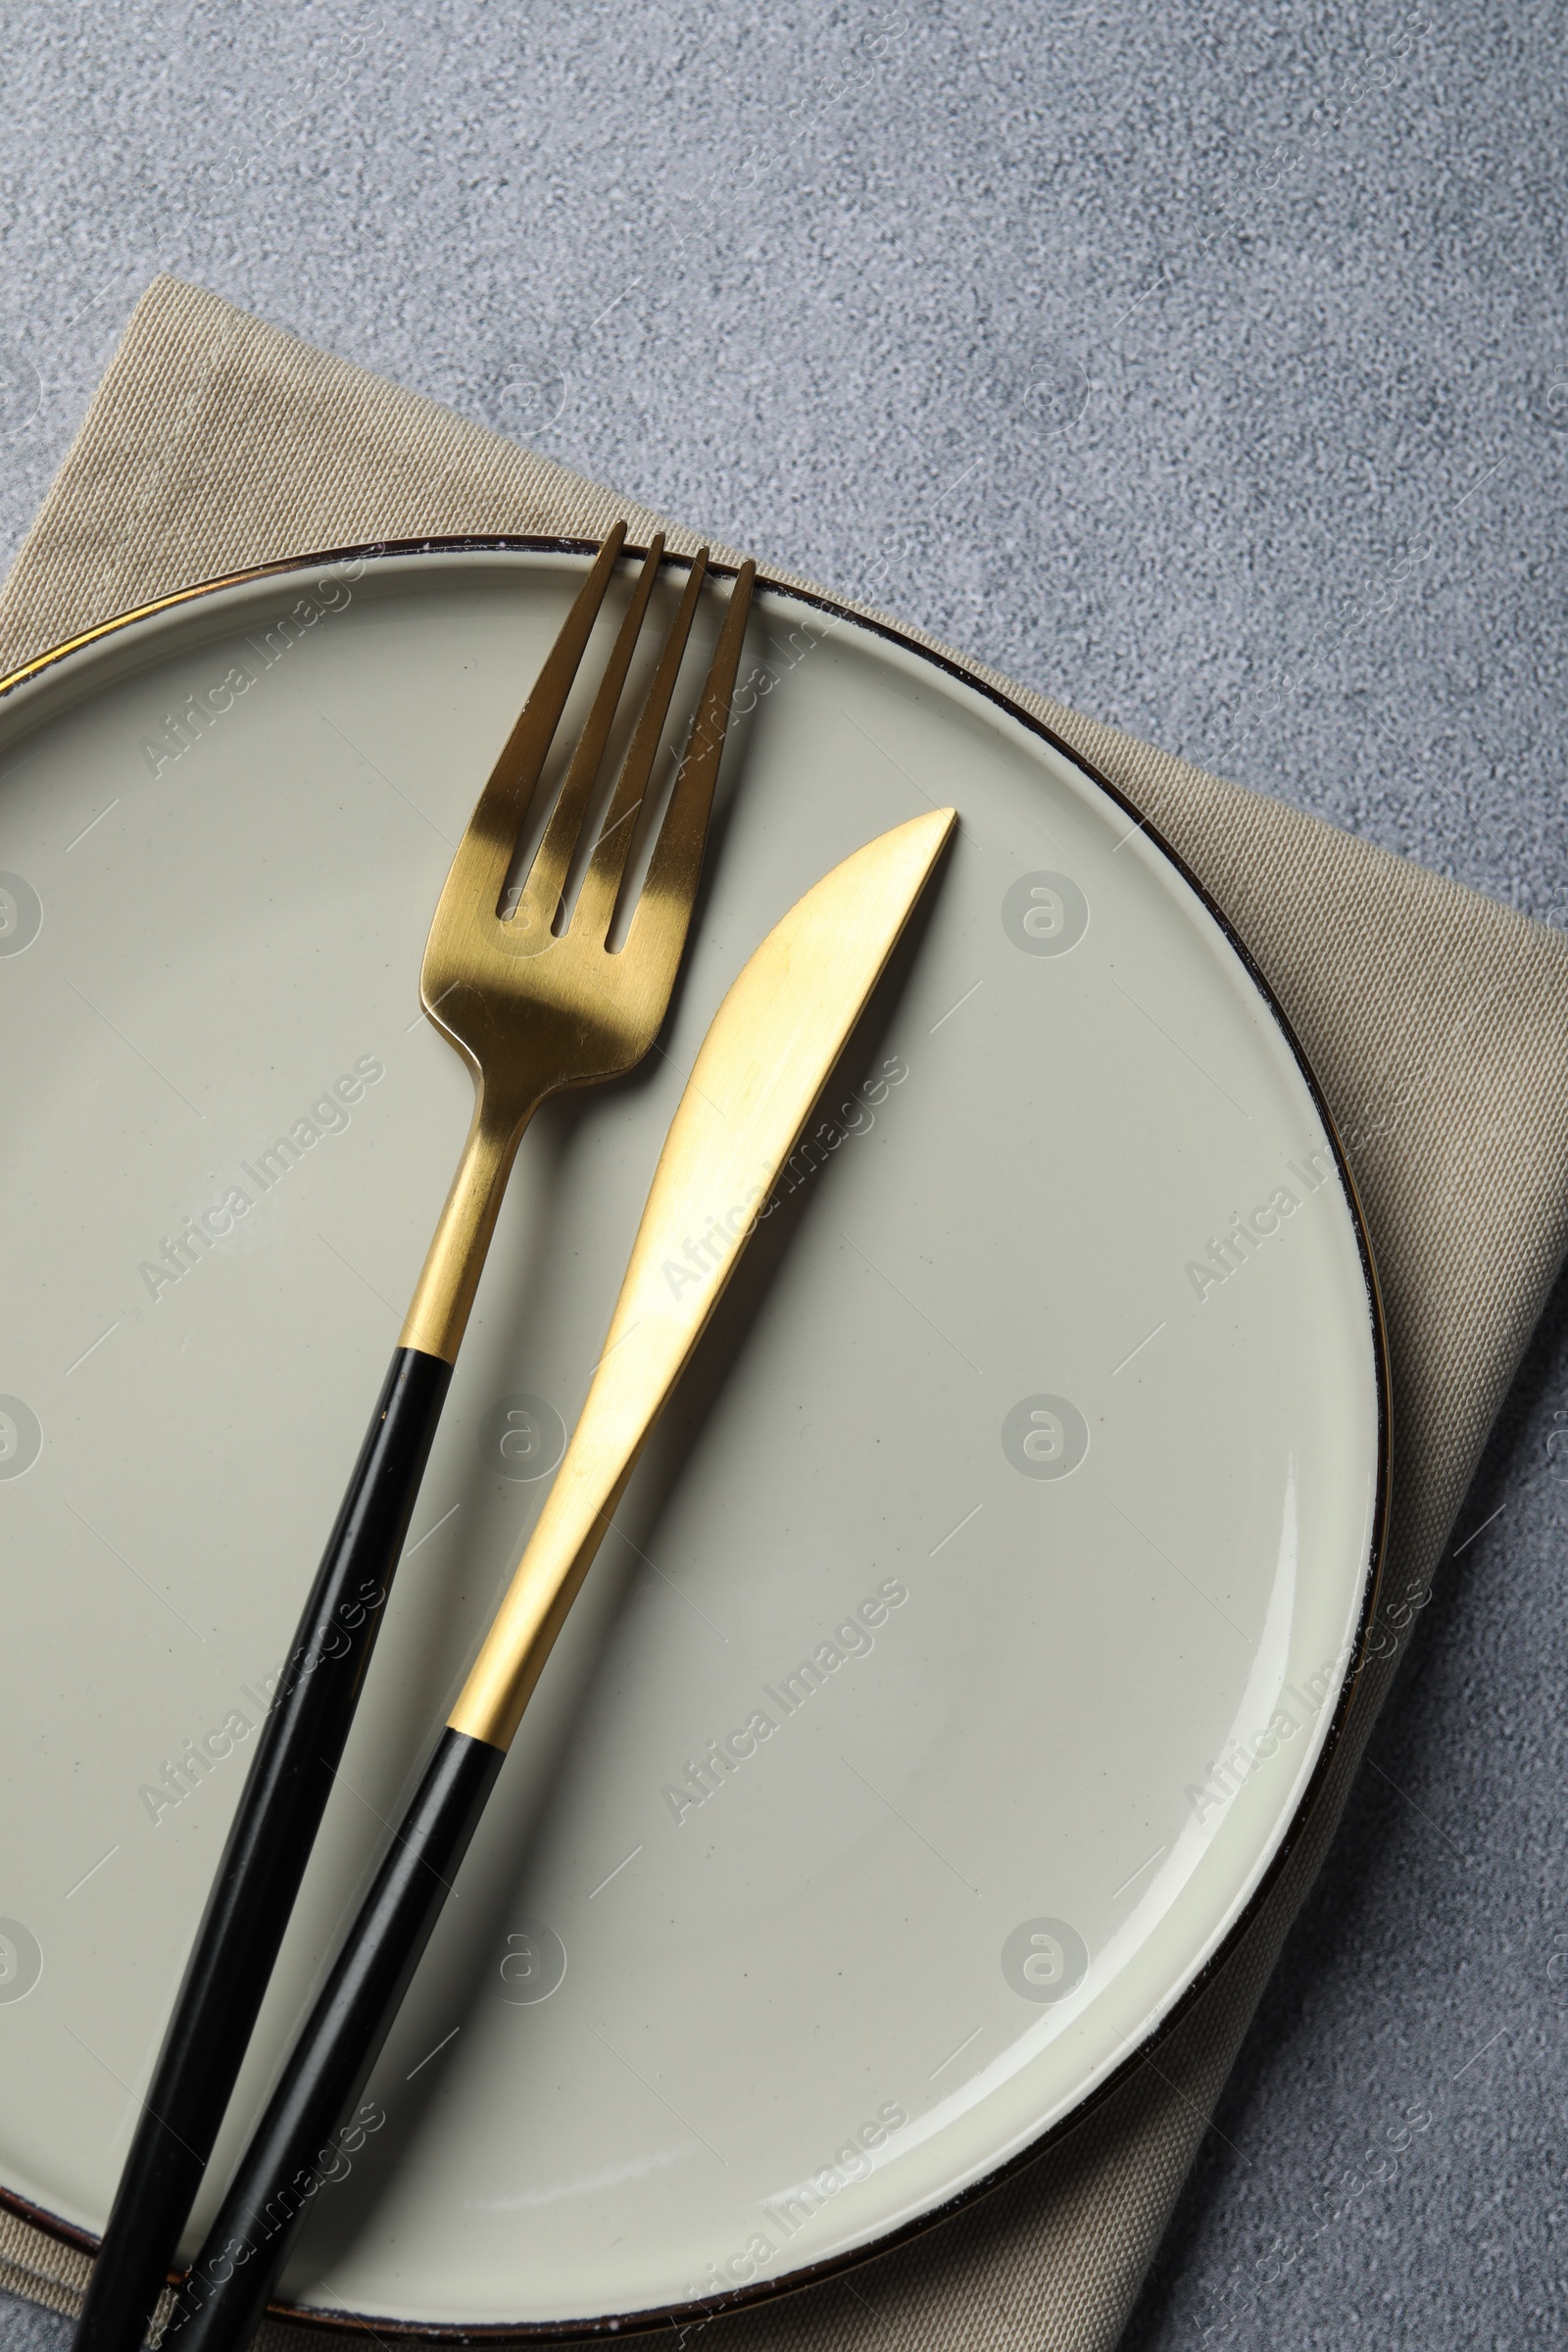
3 275 1567 2352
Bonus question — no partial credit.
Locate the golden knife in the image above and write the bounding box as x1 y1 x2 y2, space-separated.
168 805 956 2352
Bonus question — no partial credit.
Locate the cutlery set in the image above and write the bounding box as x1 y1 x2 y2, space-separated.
70 529 955 2352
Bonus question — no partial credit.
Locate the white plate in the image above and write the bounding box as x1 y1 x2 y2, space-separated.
0 544 1385 2333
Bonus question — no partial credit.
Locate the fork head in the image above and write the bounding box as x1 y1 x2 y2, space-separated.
420 525 757 1120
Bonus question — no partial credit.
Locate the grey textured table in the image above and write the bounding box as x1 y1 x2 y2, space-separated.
2 3 1565 2345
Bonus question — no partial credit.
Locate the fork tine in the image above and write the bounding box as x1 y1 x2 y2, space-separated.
617 560 757 959
455 521 628 914
571 547 710 944
522 534 665 930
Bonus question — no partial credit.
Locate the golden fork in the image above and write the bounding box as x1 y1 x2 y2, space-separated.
74 524 756 2352
405 525 751 1353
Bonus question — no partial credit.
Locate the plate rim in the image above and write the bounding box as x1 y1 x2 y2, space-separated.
0 535 1392 2341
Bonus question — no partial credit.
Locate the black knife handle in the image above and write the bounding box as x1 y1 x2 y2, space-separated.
73 1347 453 2352
165 1729 506 2352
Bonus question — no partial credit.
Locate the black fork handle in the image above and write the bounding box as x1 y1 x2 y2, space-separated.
166 1730 505 2352
73 1347 452 2352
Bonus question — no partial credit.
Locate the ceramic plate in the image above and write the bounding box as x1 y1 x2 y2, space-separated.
0 543 1385 2333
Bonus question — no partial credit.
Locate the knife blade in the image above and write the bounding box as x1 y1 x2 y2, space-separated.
452 800 956 1746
